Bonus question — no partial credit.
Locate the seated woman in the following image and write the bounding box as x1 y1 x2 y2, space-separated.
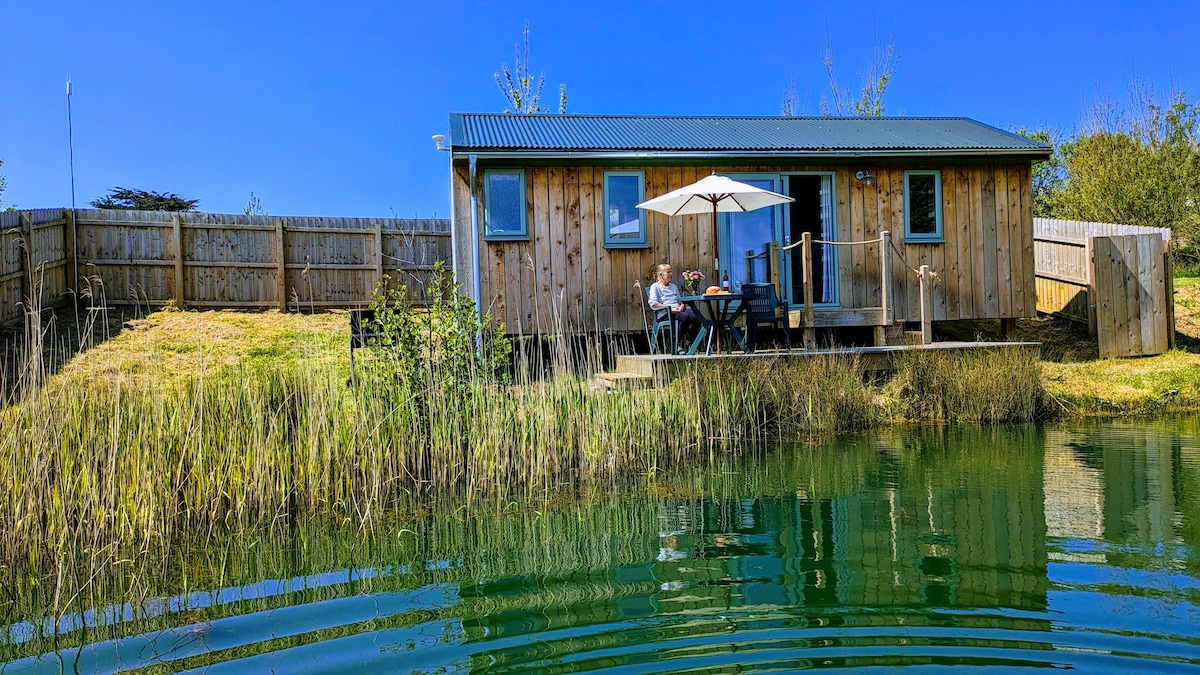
647 263 699 347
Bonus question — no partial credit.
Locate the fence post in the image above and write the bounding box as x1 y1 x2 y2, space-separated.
63 209 77 298
802 231 815 349
919 264 932 345
1085 236 1097 336
275 218 287 311
1165 239 1176 350
18 212 32 305
172 214 185 308
374 220 384 299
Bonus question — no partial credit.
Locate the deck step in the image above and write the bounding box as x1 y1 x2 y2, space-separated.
595 372 654 390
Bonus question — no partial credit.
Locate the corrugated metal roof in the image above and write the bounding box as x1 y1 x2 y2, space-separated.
448 114 1050 156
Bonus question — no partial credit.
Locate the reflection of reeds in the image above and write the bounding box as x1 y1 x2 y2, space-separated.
0 422 1060 665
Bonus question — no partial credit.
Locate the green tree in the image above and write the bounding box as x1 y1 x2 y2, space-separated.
92 187 199 211
1060 87 1200 231
1015 128 1068 218
1038 81 1200 268
495 21 567 114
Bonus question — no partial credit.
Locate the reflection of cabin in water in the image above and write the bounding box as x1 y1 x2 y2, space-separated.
650 489 1048 613
447 114 1052 341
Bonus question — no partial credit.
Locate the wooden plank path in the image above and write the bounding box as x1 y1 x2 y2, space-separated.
607 341 1041 389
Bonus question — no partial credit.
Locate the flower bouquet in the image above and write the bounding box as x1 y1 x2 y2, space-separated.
681 268 705 294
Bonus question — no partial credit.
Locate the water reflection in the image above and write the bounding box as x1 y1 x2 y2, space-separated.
7 422 1200 672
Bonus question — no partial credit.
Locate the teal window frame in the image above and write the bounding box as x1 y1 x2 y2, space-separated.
904 170 944 242
603 170 647 249
482 169 528 241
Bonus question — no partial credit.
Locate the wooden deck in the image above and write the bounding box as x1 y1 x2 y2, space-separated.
601 341 1041 389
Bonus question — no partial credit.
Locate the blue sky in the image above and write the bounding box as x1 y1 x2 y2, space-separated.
2 1 1198 217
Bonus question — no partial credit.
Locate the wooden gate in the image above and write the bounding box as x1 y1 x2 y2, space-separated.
1091 234 1170 358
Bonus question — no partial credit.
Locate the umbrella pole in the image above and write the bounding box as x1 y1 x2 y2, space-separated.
712 200 719 279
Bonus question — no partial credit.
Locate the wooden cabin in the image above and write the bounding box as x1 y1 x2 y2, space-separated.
447 114 1052 341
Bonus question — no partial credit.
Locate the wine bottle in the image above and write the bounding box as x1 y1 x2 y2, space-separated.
721 271 730 291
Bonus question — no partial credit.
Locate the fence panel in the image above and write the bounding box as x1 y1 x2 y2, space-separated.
69 209 451 309
1093 234 1170 358
0 210 70 323
2 208 452 321
0 211 22 323
1033 218 1174 357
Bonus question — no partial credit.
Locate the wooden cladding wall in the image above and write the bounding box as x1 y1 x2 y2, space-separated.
0 209 71 324
455 162 1035 334
0 209 450 321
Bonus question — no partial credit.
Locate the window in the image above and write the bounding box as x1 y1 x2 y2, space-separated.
483 169 527 240
603 171 647 248
904 170 943 242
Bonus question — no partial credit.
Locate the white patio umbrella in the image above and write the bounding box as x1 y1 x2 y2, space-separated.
637 172 794 278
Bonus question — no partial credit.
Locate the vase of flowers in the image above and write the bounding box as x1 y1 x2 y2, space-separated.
681 268 705 295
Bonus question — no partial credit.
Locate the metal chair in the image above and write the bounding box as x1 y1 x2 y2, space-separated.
743 283 790 352
348 309 382 386
647 287 678 354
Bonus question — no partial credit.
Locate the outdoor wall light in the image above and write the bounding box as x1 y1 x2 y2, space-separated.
432 134 447 151
855 170 875 187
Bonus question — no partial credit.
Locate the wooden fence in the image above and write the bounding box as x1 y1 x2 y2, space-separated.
0 209 71 325
0 209 451 322
1034 218 1173 357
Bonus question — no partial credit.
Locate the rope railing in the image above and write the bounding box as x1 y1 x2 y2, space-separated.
779 229 935 348
813 236 884 246
780 235 882 251
886 238 926 276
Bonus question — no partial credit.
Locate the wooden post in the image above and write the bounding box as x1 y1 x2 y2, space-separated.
1000 318 1017 340
275 218 287 311
802 231 815 349
173 214 185 308
769 240 781 299
880 230 892 339
63 209 77 298
1165 239 1177 349
18 212 31 304
919 264 932 345
374 220 384 300
1085 236 1097 337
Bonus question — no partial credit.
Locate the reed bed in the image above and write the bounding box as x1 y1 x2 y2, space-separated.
0 306 1047 569
0 347 887 567
887 345 1049 423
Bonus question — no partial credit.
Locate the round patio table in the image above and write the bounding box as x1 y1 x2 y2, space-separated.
678 293 751 356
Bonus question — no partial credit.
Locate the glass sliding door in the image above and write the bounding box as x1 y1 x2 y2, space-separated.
723 175 780 294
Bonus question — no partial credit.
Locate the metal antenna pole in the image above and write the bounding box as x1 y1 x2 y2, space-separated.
67 76 78 296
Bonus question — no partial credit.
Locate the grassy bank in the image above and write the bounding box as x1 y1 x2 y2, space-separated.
972 275 1200 417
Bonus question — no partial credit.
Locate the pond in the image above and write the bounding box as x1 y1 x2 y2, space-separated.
6 419 1200 673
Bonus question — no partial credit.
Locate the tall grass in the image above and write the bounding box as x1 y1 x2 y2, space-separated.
887 346 1047 423
0 336 884 568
